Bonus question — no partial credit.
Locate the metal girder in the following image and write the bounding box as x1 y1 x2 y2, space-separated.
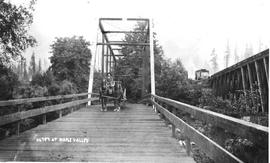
112 48 122 50
104 31 148 34
104 55 125 57
98 20 116 62
97 42 149 46
99 18 149 21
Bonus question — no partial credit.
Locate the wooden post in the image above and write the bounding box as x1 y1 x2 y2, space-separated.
247 64 253 90
231 72 235 96
16 108 20 136
240 67 247 95
59 110 62 118
255 60 265 112
172 108 176 138
185 137 191 156
149 19 155 95
221 75 225 98
263 57 268 85
247 63 256 107
237 69 242 97
42 114 46 124
218 76 221 96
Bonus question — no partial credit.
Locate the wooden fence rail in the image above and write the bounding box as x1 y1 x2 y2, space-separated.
0 93 99 107
147 94 268 163
0 93 99 135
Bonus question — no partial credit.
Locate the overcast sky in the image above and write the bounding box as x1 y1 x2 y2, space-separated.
14 0 270 78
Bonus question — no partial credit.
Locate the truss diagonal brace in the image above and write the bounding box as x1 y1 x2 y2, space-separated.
99 20 116 62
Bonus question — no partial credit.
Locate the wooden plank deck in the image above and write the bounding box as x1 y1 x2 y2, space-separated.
0 104 195 162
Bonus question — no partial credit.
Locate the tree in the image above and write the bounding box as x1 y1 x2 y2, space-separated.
38 58 42 73
224 41 230 68
29 52 36 79
156 58 188 100
114 22 165 100
0 0 36 65
244 44 253 59
0 64 19 100
210 48 218 73
50 36 91 92
23 60 28 81
234 46 239 63
114 22 189 101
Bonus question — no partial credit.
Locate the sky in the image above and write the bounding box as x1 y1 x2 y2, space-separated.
13 0 270 79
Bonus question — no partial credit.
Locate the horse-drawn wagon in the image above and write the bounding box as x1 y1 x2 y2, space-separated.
99 73 126 111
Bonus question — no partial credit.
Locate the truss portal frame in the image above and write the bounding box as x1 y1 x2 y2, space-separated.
88 18 155 105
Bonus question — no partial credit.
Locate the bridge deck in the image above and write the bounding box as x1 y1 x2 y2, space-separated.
0 104 194 162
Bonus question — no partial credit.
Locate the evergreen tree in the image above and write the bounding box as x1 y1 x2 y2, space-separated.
224 41 230 68
244 44 253 59
38 58 42 73
210 48 218 73
234 46 239 63
29 52 36 80
23 60 28 81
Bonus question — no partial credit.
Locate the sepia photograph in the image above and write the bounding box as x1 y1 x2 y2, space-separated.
0 0 269 162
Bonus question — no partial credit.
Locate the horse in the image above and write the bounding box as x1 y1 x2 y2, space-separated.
113 81 124 111
99 79 124 112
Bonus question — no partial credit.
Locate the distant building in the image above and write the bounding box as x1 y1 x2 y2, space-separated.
195 69 209 80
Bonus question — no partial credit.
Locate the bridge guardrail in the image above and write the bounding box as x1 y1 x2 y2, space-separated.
149 94 268 163
0 93 99 136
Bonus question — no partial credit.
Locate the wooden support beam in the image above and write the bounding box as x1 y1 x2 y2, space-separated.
240 67 247 95
42 114 46 124
247 63 256 108
263 57 268 85
255 60 265 112
59 110 62 118
247 64 253 90
172 108 176 138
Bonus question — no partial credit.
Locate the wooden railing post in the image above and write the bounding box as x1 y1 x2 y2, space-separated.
185 137 191 156
16 121 20 136
59 110 62 118
16 108 20 136
172 108 176 138
42 114 46 124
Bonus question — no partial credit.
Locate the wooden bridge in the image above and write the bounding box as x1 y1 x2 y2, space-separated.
0 92 268 162
209 49 269 112
0 18 268 162
0 102 194 162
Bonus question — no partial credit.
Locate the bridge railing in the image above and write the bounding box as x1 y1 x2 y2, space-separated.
144 94 268 163
0 93 99 136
